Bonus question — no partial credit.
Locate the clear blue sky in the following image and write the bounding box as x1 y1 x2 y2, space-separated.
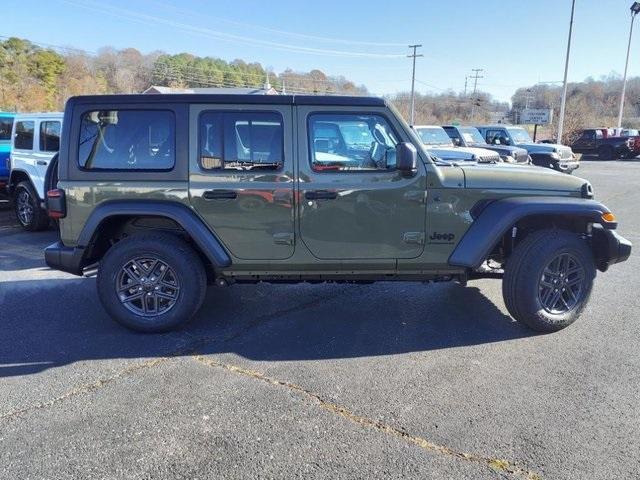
3 0 639 102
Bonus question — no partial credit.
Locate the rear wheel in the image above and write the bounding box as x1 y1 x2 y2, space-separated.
502 229 595 332
97 232 207 332
13 181 49 231
598 145 614 160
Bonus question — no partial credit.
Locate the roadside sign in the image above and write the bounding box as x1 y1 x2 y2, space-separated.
520 108 553 125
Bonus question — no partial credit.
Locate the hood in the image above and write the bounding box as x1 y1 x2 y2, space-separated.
455 146 501 160
518 142 574 159
469 143 528 157
460 162 588 193
425 146 499 162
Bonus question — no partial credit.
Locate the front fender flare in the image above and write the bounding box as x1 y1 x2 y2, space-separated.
448 196 613 269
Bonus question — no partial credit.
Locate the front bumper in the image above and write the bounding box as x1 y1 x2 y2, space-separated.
556 160 580 173
591 225 632 272
44 241 86 276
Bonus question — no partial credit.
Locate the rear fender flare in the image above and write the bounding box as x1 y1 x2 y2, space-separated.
78 200 231 268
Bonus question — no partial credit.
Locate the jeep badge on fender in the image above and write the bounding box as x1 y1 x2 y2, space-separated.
429 232 455 243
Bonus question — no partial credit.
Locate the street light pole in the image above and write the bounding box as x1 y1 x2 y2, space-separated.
408 44 423 126
557 0 576 144
616 2 640 129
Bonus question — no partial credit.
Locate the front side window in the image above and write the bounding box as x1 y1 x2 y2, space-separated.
309 113 398 172
0 117 14 141
40 121 61 152
79 110 175 170
199 111 283 171
486 129 510 145
14 121 34 150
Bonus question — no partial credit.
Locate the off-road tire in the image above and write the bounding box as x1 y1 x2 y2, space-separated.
97 232 207 332
598 145 614 160
13 181 49 231
502 229 596 333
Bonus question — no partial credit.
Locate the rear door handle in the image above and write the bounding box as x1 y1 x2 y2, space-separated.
37 160 48 166
203 189 238 200
305 190 337 200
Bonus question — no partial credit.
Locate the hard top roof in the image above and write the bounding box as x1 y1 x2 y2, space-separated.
66 94 387 107
12 112 64 119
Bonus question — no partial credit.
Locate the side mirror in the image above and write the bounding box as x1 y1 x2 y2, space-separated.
396 142 418 176
452 138 461 146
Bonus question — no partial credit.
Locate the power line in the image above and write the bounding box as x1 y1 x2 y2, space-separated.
145 0 409 48
60 0 407 59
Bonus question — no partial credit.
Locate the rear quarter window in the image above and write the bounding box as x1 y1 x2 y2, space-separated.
14 121 35 150
78 110 175 171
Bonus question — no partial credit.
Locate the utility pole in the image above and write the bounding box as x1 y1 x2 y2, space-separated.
464 76 468 96
469 69 483 119
617 2 640 128
408 44 423 125
557 0 576 144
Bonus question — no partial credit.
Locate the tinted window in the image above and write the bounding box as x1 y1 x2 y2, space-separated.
79 110 175 170
199 112 283 170
40 121 61 152
0 117 13 141
14 121 35 150
308 114 398 172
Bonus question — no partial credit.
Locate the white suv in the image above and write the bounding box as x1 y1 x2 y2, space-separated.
9 112 63 230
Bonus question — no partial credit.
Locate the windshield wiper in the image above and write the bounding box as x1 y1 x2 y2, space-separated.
224 161 282 170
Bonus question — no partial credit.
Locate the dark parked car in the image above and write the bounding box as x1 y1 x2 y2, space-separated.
571 128 636 160
476 125 579 173
442 125 530 163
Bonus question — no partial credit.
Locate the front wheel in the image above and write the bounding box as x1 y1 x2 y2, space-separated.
97 233 207 332
502 229 596 332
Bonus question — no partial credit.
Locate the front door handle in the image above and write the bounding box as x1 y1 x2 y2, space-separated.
305 190 337 200
203 189 238 200
37 160 48 166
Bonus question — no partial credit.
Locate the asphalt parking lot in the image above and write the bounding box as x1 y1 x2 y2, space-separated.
1 159 639 480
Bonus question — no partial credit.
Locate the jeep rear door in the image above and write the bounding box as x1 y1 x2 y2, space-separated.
189 104 295 260
296 105 427 260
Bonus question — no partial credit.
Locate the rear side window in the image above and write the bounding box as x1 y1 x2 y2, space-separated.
0 117 13 141
78 110 175 170
14 121 34 150
40 121 61 152
199 111 283 171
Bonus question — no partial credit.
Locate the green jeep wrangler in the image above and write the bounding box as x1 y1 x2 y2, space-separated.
45 94 631 333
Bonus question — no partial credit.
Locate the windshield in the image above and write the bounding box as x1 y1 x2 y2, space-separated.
0 117 13 141
416 127 453 146
459 127 486 144
507 127 533 144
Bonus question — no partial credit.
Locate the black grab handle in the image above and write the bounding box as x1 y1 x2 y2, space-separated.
203 189 238 200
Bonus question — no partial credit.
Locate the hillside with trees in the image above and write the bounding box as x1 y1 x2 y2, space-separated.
511 75 640 143
0 37 367 112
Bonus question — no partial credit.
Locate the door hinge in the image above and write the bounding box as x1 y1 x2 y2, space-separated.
273 232 294 246
403 232 425 245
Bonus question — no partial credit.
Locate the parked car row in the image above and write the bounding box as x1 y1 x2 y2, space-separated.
411 124 580 174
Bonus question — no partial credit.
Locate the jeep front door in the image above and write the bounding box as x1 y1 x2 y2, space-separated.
189 105 295 260
297 107 427 260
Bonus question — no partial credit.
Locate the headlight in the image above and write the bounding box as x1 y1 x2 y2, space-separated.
502 155 516 163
